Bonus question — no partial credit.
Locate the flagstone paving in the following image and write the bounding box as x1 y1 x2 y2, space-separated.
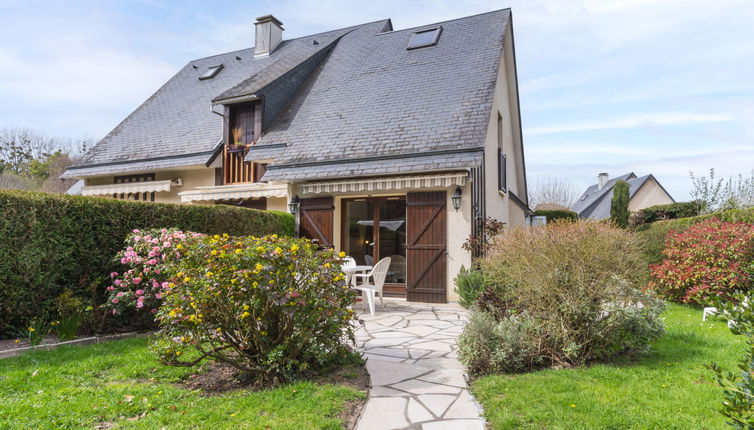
354 300 485 430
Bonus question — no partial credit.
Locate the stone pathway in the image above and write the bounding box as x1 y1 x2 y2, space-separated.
354 300 485 430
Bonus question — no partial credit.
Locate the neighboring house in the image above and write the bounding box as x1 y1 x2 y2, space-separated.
62 10 530 303
571 172 674 220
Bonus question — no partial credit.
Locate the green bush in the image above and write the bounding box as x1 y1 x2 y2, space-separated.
611 180 630 228
152 234 359 383
630 201 700 226
454 265 485 308
635 207 754 266
459 221 665 375
533 209 578 222
0 189 294 336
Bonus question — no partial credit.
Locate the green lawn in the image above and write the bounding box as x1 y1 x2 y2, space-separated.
472 304 744 429
0 337 365 429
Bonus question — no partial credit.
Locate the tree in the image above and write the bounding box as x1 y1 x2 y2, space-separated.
690 169 754 214
529 176 579 209
610 180 630 228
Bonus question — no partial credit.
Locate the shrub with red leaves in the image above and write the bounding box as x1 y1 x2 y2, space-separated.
648 218 754 304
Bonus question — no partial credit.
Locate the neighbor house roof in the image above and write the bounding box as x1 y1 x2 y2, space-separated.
571 173 673 219
64 9 512 181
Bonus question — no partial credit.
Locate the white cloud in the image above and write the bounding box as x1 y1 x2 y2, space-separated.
526 112 733 135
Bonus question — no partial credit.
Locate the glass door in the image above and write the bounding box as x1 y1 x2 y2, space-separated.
342 196 407 293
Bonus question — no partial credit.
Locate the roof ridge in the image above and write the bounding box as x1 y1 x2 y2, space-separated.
376 8 510 35
187 19 390 63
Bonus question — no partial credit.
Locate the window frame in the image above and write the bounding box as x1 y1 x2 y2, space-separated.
199 64 224 80
407 26 442 50
497 148 507 193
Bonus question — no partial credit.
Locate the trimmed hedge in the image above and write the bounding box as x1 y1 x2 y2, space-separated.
0 189 294 335
534 209 578 222
635 206 754 266
630 201 700 226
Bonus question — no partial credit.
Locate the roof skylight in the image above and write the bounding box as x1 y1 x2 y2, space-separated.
407 27 441 50
199 64 224 80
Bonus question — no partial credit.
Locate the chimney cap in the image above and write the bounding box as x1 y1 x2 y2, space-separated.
598 172 608 177
256 14 283 27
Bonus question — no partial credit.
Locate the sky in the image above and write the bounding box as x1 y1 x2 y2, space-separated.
0 0 753 200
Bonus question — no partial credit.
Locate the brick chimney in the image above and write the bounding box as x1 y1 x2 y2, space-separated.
254 15 284 57
597 172 609 190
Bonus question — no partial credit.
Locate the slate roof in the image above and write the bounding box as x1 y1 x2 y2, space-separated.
64 9 513 181
258 10 510 181
571 173 674 219
62 22 375 179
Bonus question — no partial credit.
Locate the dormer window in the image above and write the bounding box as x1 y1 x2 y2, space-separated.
407 27 441 50
199 64 223 80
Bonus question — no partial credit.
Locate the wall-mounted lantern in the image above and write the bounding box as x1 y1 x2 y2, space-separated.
451 187 462 212
288 195 300 215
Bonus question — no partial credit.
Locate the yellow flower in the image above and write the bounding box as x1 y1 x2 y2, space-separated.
28 327 35 332
14 339 20 343
211 250 218 256
241 312 250 319
184 277 191 282
338 251 346 258
235 249 242 254
206 271 213 278
570 404 576 408
274 247 283 254
256 246 265 252
169 310 177 317
176 244 183 249
290 244 299 252
255 263 264 271
243 305 250 311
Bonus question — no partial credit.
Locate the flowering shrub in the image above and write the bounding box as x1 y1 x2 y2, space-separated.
106 228 202 320
648 219 754 304
152 234 360 383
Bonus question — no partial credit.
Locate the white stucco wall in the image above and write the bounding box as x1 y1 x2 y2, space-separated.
629 178 674 212
482 23 527 228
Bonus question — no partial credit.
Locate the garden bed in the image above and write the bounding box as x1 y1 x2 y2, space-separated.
0 336 368 429
470 304 742 429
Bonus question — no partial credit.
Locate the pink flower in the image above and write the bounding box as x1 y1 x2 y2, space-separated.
111 298 119 304
120 257 129 264
107 286 115 291
161 282 169 288
135 289 144 296
151 308 158 314
116 292 124 297
148 251 157 257
163 242 171 248
147 259 157 265
155 293 162 299
154 269 161 274
136 301 144 309
132 277 142 285
132 229 140 233
110 272 118 278
114 279 122 285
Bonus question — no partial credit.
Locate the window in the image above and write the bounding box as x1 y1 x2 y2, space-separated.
114 173 155 201
407 26 442 50
497 148 507 193
199 64 224 80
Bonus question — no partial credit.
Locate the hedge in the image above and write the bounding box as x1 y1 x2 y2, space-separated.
630 201 699 226
534 209 578 222
635 206 754 266
0 189 294 336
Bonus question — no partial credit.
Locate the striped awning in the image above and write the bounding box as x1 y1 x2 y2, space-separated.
179 183 288 203
301 172 468 195
81 180 175 196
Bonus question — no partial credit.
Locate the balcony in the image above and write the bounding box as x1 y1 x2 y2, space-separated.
222 144 253 184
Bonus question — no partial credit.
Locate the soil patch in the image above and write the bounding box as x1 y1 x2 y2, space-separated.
0 335 57 351
178 362 369 428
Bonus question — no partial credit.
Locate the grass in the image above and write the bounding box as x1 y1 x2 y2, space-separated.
471 304 745 429
0 337 365 429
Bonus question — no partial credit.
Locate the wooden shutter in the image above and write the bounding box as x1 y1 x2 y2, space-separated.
406 192 447 303
300 197 334 248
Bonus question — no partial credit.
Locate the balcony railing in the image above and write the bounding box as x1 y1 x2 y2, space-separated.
223 144 253 184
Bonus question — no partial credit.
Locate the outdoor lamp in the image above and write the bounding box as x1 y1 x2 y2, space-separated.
288 195 300 215
451 187 462 211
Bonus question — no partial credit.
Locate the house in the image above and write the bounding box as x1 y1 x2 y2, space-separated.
571 172 674 220
62 10 530 303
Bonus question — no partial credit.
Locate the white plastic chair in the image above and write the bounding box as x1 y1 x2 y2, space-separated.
353 257 391 316
341 256 356 286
